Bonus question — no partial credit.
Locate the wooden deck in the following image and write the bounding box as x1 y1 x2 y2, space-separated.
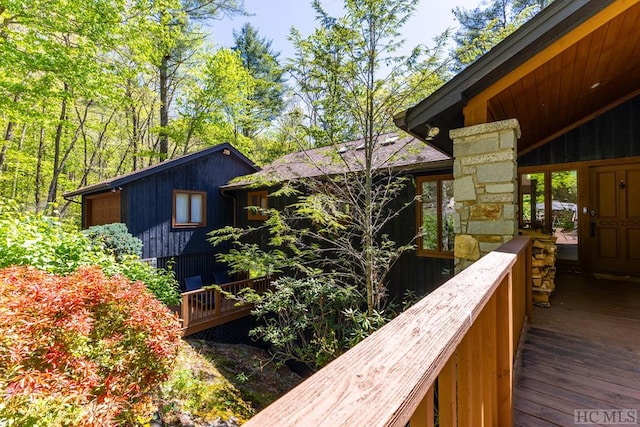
244 237 533 426
180 276 270 336
514 272 640 426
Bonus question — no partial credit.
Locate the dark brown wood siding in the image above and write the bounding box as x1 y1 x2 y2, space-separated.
229 171 454 303
124 151 255 261
519 94 640 167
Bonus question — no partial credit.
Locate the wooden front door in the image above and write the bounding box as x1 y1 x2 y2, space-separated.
588 163 640 275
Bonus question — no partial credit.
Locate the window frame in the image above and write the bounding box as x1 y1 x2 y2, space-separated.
416 174 455 258
518 164 580 233
172 189 207 228
247 190 268 221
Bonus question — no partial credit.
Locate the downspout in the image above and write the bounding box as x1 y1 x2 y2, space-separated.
220 187 237 227
63 194 82 205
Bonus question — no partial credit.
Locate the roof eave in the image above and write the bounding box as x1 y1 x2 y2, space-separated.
221 158 454 191
396 0 616 144
63 143 257 198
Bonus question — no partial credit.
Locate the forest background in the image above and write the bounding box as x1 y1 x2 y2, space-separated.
0 0 549 222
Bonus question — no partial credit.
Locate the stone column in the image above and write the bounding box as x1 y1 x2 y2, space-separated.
450 119 520 273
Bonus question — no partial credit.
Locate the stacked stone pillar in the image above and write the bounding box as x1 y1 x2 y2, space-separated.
450 119 520 273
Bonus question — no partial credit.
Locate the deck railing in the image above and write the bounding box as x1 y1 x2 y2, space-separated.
245 236 532 426
180 276 271 336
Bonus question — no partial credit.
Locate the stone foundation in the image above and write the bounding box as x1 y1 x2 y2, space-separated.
451 119 520 273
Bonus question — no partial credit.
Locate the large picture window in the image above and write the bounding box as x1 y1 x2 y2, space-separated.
173 190 206 228
416 175 454 257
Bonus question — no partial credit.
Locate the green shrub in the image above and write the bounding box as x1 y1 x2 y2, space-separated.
0 202 91 275
0 265 182 426
84 222 143 261
0 202 180 306
246 277 387 371
101 256 181 307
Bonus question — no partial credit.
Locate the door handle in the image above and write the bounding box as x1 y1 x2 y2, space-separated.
590 222 596 237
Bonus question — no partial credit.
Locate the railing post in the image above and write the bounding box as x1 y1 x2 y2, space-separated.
496 273 514 425
525 239 533 322
181 294 190 330
481 294 498 426
438 356 458 427
214 289 221 316
410 385 434 427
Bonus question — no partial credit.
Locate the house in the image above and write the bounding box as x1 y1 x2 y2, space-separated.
242 1 640 425
221 132 456 299
395 0 640 277
64 143 258 287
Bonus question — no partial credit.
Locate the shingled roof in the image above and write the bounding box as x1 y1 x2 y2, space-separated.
222 132 452 190
64 143 257 198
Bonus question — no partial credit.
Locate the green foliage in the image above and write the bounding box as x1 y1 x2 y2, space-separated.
211 1 454 373
161 367 254 423
0 201 180 306
452 0 552 70
173 47 256 155
0 202 91 275
232 23 286 138
246 277 387 371
101 256 181 307
551 170 577 202
0 265 182 426
84 222 143 261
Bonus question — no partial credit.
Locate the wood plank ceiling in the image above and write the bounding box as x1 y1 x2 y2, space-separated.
486 1 640 155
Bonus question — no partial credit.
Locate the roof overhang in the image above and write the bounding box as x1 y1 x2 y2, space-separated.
221 158 455 191
396 0 640 156
64 143 258 198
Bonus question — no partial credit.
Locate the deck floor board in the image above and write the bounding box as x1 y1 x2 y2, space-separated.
514 272 640 425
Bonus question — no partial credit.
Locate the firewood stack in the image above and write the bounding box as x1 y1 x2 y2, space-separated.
520 230 557 307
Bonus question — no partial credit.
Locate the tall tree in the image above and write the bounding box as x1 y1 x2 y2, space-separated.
215 0 450 326
172 47 255 155
154 0 245 160
452 0 553 70
0 0 135 207
232 23 285 138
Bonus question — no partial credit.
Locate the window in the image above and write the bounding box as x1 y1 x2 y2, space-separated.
416 175 454 257
519 167 579 261
520 172 546 229
173 190 206 228
247 190 268 220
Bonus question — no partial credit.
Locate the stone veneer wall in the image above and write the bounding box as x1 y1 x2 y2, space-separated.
450 119 521 273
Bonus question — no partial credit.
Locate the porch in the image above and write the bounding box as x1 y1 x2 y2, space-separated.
180 276 271 337
514 272 640 426
242 237 640 426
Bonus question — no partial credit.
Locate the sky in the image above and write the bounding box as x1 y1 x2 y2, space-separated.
208 0 482 60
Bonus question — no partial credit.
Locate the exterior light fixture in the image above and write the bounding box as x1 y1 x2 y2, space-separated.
427 126 440 139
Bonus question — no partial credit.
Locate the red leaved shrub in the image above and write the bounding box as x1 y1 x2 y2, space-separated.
0 265 182 425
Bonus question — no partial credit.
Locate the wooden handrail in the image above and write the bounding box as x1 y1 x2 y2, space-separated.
180 276 271 336
245 236 532 426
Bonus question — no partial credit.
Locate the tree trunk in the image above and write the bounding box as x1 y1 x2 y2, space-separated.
46 83 69 204
0 112 16 173
11 124 27 198
0 145 7 174
35 104 46 211
159 55 170 160
126 80 140 170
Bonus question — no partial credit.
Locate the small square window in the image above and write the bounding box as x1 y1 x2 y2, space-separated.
173 190 206 228
247 190 268 220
